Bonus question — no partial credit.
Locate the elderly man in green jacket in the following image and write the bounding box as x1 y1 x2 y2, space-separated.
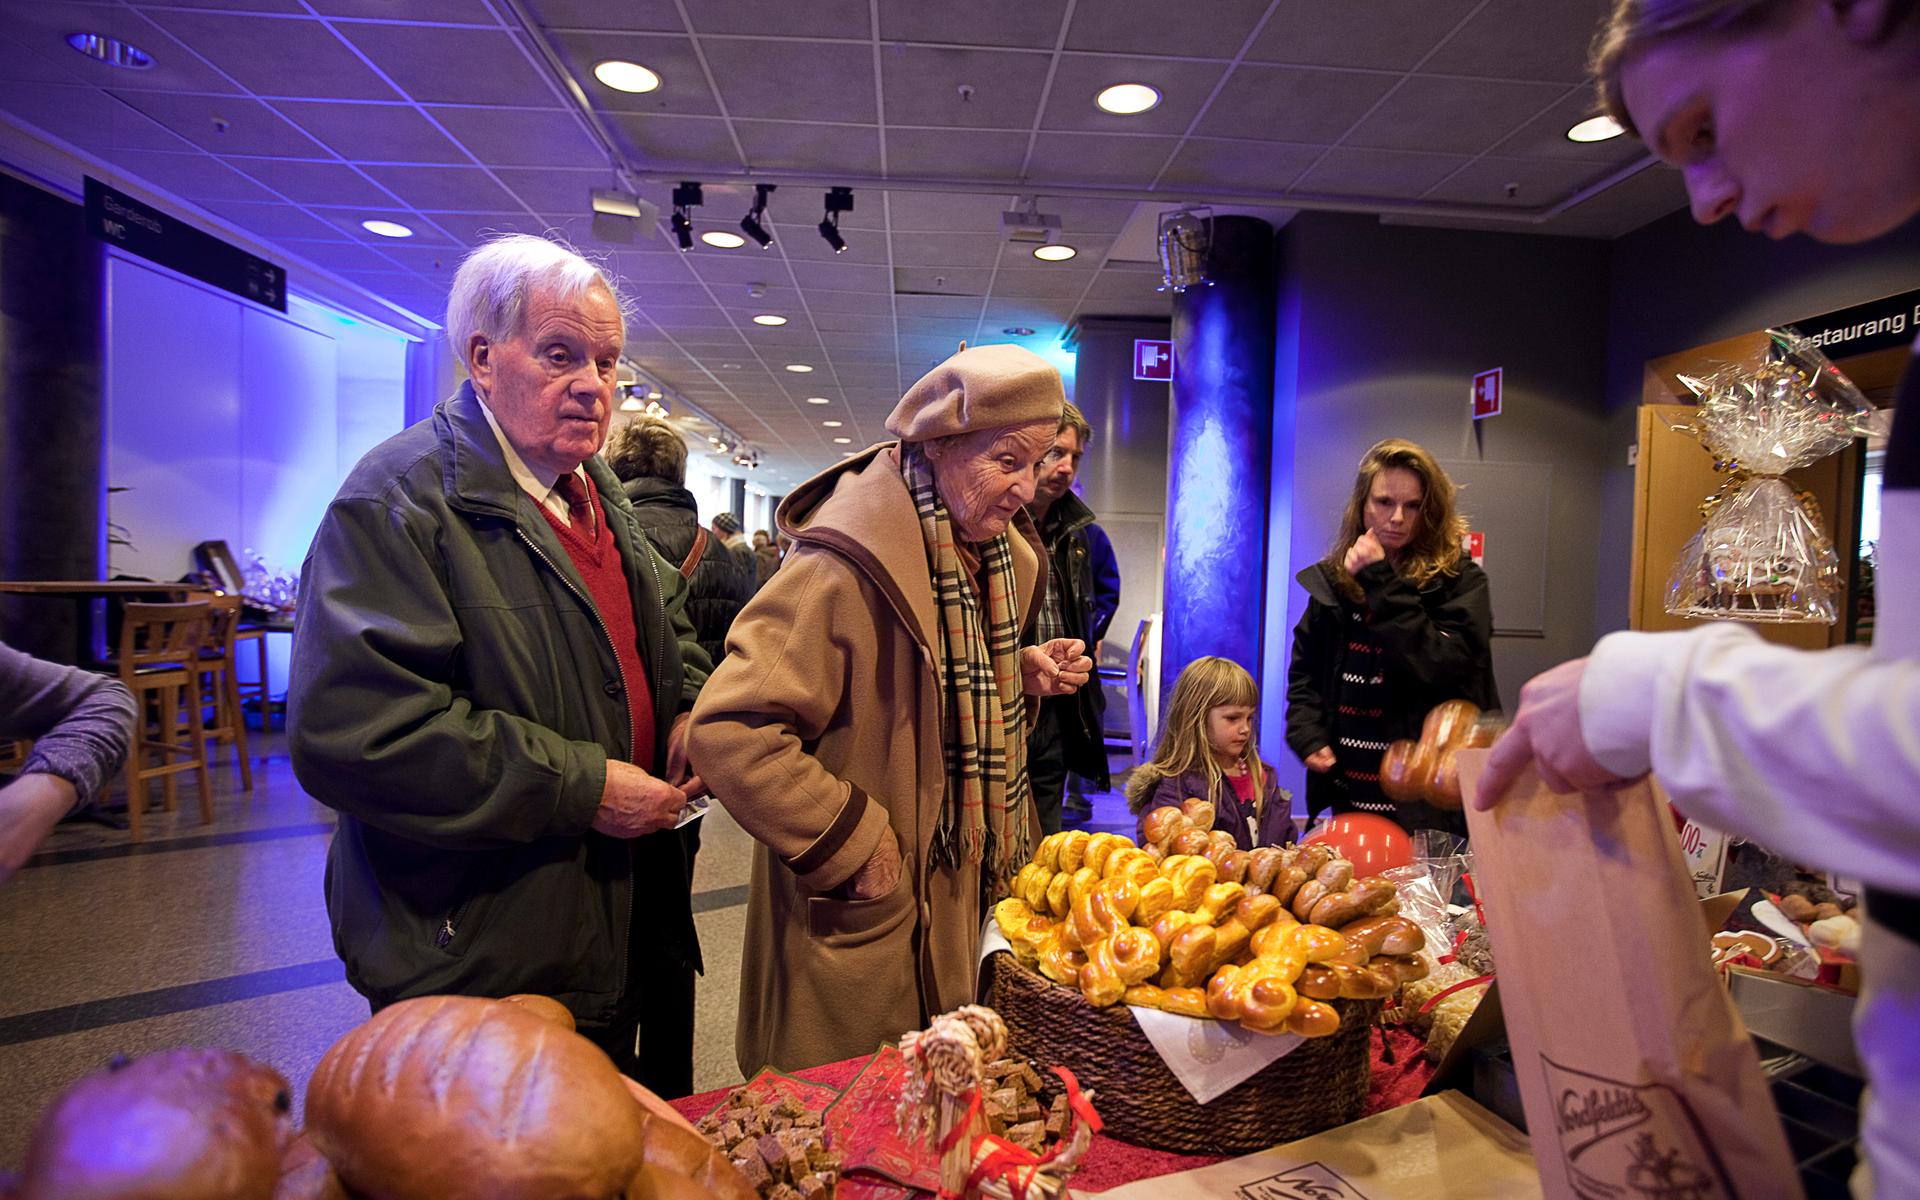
288 234 711 1098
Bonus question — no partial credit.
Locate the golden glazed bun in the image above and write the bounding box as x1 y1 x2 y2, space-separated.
270 1134 348 1200
304 995 647 1200
496 993 577 1032
17 1048 292 1200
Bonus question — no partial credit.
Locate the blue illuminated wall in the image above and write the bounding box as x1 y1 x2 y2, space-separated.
1161 216 1277 706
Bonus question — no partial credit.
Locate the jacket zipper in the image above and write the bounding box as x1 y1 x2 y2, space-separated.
436 898 473 949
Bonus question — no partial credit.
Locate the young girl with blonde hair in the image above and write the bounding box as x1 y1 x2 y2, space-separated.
1127 656 1294 849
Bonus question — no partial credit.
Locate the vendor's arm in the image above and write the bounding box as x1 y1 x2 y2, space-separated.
684 550 892 894
0 642 136 814
1357 559 1493 695
1490 623 1920 895
288 497 608 850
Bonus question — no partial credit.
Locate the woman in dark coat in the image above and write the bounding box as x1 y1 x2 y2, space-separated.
1285 438 1497 837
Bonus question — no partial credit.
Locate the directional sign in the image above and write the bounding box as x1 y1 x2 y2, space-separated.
1134 339 1173 382
1472 367 1502 419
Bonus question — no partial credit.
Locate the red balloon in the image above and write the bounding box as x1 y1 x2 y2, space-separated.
1302 814 1412 879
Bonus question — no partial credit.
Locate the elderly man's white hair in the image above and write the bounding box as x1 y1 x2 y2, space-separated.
444 233 627 363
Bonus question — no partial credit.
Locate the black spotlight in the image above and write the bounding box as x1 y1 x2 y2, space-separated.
740 183 775 249
670 181 702 252
818 186 853 254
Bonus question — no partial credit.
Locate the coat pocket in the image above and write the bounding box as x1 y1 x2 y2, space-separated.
804 877 916 949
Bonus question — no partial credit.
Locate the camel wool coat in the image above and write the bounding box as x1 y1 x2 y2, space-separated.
686 443 1042 1076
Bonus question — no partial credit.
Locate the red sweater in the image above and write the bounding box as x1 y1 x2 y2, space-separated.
539 487 656 771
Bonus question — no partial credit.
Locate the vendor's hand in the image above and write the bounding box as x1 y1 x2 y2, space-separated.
847 831 902 900
1021 639 1093 697
1343 529 1386 575
1476 657 1640 806
1304 746 1336 774
664 712 707 801
593 760 689 838
0 774 76 885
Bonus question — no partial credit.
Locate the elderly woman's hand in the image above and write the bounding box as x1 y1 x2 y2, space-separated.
1021 639 1093 697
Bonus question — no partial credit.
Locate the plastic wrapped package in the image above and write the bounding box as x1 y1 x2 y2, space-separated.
1377 863 1462 963
1664 328 1887 624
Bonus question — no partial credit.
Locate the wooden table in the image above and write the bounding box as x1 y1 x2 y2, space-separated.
0 580 213 665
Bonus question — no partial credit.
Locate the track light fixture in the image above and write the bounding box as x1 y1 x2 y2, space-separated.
670 181 703 252
818 186 853 254
740 183 775 249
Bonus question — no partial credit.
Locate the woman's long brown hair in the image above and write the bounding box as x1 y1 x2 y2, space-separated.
1322 438 1469 602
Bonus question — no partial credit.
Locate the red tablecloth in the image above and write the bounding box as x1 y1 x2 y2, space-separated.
669 1025 1434 1194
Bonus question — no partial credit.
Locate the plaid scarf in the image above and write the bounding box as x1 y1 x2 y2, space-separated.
901 445 1033 896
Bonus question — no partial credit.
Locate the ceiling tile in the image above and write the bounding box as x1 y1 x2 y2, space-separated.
8 4 245 94
360 164 520 210
1423 0 1606 84
684 254 790 288
809 309 888 331
274 100 467 163
894 293 985 319
1045 197 1141 235
690 0 870 37
1065 0 1268 58
338 25 559 106
1539 161 1686 235
423 210 563 244
734 121 882 175
227 157 401 207
156 11 398 100
111 149 280 203
702 38 876 122
488 167 613 213
804 290 895 315
634 280 727 307
881 45 1050 129
1490 89 1647 165
790 261 893 292
122 0 305 12
1244 1 1479 71
356 243 467 274
884 128 1029 181
108 90 331 157
313 0 498 20
0 28 79 87
1025 132 1178 187
893 267 994 296
982 298 1076 325
607 114 741 169
201 199 351 241
1195 65 1396 143
283 242 429 276
888 232 1007 269
1342 76 1567 155
876 0 1067 51
1157 137 1320 194
991 265 1096 299
603 249 700 281
1291 147 1466 199
1040 55 1228 136
424 107 600 167
546 32 720 116
1421 156 1614 208
305 208 463 246
885 190 1019 232
525 0 681 31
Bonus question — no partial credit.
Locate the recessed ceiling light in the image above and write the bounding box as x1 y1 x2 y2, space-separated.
361 219 414 238
1032 244 1077 262
1002 326 1035 336
785 363 814 373
1096 83 1160 115
822 420 843 428
833 436 852 444
701 230 747 249
752 314 788 326
1566 115 1625 143
805 396 831 405
66 32 154 70
593 60 660 94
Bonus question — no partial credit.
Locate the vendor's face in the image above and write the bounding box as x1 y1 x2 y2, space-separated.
1621 6 1920 244
468 282 623 482
1365 467 1425 554
926 419 1056 542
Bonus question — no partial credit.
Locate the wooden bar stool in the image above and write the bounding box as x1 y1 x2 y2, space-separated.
233 621 268 730
112 600 214 840
198 594 252 792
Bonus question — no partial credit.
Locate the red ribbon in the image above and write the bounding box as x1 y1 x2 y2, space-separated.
1418 973 1494 1015
1461 871 1488 930
955 1066 1103 1200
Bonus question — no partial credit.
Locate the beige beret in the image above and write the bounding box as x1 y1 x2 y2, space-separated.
885 344 1065 443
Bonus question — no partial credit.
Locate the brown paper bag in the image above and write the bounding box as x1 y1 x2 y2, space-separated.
1458 753 1803 1200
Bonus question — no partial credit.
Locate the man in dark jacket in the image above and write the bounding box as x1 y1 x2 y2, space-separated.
1024 401 1114 835
288 235 711 1098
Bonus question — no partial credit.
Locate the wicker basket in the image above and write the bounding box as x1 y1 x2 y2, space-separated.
981 951 1378 1154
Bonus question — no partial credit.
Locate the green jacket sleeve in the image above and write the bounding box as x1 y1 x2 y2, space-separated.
287 496 606 851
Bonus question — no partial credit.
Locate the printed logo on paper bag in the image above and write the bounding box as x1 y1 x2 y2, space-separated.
1234 1162 1372 1200
1542 1057 1735 1199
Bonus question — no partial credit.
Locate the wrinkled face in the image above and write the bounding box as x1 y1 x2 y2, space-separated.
1034 426 1084 507
1365 466 1425 555
925 418 1057 542
1621 10 1920 244
469 282 623 482
1208 703 1254 760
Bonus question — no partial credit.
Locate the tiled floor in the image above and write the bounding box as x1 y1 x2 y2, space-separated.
0 731 1136 1164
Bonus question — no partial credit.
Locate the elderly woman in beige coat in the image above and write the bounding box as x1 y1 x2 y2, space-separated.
687 344 1094 1074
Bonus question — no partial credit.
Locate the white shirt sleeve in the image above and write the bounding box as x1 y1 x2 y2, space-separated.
1579 622 1920 894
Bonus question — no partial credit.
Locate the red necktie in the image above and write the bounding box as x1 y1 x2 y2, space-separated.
555 472 596 537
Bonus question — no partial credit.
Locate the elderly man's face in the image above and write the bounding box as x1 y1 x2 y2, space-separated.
469 282 623 482
926 418 1056 542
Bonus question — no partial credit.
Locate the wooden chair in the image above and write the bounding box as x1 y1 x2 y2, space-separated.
0 738 28 773
112 600 214 840
198 594 252 792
